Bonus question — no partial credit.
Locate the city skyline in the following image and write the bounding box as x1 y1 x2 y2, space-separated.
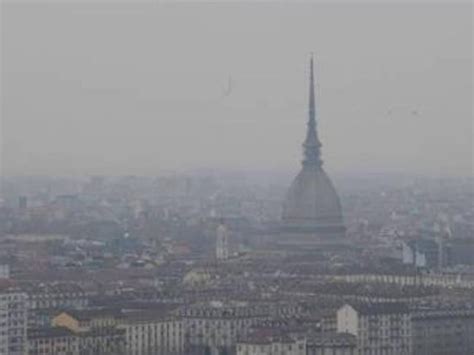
1 2 474 355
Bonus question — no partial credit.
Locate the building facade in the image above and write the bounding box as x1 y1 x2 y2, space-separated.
52 309 126 354
411 308 474 355
22 282 88 327
216 224 230 261
337 303 411 355
0 286 28 355
0 291 7 355
181 302 271 354
120 310 184 355
28 327 79 355
279 57 345 250
306 332 357 355
236 334 306 355
0 266 9 279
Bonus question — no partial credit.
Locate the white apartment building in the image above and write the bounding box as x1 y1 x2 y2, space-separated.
120 310 184 355
0 285 28 355
337 302 411 355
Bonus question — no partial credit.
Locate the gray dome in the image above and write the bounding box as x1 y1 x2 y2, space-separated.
282 165 345 233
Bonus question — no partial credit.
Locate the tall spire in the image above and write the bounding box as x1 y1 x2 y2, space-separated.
302 55 323 167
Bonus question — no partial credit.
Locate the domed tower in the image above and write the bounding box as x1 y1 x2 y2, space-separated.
281 57 345 244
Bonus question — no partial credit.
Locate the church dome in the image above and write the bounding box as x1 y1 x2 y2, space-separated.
282 165 344 232
280 56 345 237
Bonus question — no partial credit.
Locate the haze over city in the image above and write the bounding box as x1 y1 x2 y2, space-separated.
1 2 474 355
2 1 472 177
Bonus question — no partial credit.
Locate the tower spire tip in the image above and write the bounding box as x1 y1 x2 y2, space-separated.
302 55 322 168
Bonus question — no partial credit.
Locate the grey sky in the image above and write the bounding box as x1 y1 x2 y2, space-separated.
1 1 472 177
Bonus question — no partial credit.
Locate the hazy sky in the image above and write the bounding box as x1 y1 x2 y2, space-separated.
1 1 472 177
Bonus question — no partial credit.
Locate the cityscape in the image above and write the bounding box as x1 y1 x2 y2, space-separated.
1 1 473 355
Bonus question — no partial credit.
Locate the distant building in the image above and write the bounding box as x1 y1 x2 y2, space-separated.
402 238 445 269
0 288 7 355
52 309 126 354
180 301 271 354
236 331 306 355
0 265 9 279
449 238 474 266
53 309 122 332
52 307 184 355
183 268 213 288
411 308 474 355
320 311 338 334
337 302 411 355
0 283 28 355
306 332 357 355
21 282 88 327
77 327 126 355
18 196 28 210
279 57 346 250
119 310 184 355
28 327 79 355
403 234 474 269
216 224 230 260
